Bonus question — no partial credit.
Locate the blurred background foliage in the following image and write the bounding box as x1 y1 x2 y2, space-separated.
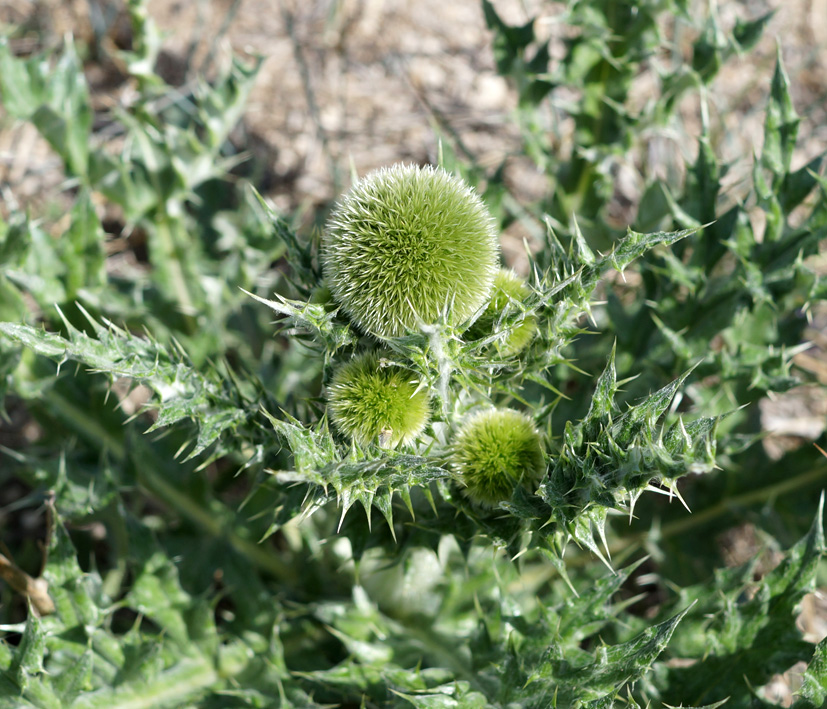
0 0 825 706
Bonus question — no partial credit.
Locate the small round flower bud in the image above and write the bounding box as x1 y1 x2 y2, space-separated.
323 163 499 338
309 282 337 312
327 351 430 448
452 408 545 506
471 268 537 356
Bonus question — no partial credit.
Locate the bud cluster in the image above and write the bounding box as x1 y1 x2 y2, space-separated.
322 163 544 504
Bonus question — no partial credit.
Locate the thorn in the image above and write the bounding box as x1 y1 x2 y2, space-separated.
337 489 353 533
597 522 612 562
511 547 529 562
54 303 71 332
645 483 673 498
670 484 692 513
626 487 643 525
593 545 615 574
559 565 579 597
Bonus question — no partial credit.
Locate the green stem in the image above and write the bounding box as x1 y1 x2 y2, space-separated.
45 391 295 582
609 462 827 563
46 391 127 461
153 214 198 325
558 462 827 573
136 462 297 583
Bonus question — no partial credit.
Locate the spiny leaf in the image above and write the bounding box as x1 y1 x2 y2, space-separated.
539 352 718 529
794 636 827 708
242 289 356 356
521 605 691 706
0 308 253 458
761 48 800 183
249 186 318 291
653 497 825 706
5 614 46 691
0 38 91 177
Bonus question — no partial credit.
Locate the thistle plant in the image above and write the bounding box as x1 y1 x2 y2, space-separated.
322 163 499 338
0 2 825 708
327 351 430 448
452 407 545 505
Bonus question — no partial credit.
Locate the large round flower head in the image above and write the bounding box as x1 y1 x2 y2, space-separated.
327 351 430 448
323 163 499 338
452 408 545 506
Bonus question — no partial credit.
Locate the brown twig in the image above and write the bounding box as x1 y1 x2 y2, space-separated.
0 490 57 617
0 553 54 617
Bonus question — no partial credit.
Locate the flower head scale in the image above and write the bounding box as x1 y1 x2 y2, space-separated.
327 351 430 448
323 164 499 338
452 408 545 506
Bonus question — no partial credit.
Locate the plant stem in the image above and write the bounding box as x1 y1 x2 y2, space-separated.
152 214 198 326
556 461 827 574
45 390 295 583
609 462 827 562
135 460 297 583
46 390 127 460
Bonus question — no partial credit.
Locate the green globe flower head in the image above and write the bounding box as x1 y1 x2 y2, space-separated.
452 408 545 506
471 268 538 356
327 351 430 448
323 163 500 338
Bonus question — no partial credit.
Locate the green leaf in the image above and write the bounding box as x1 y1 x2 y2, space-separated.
794 636 827 708
243 289 356 357
733 11 774 52
52 648 93 704
482 0 535 73
5 219 67 306
654 497 825 706
249 186 318 291
520 605 691 706
0 39 50 115
779 152 825 213
5 614 46 691
0 39 91 177
63 192 107 300
0 306 252 459
539 352 718 540
761 48 800 182
0 213 31 268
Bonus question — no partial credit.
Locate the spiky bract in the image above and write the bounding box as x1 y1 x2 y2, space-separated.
452 408 545 506
327 351 430 448
472 268 537 355
323 163 499 338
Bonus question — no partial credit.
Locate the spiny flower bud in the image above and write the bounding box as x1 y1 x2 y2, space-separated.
452 408 545 506
323 163 499 338
327 351 430 448
471 268 537 356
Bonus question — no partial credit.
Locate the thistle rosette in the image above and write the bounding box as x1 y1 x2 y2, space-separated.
452 408 545 506
327 351 430 448
323 163 499 338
